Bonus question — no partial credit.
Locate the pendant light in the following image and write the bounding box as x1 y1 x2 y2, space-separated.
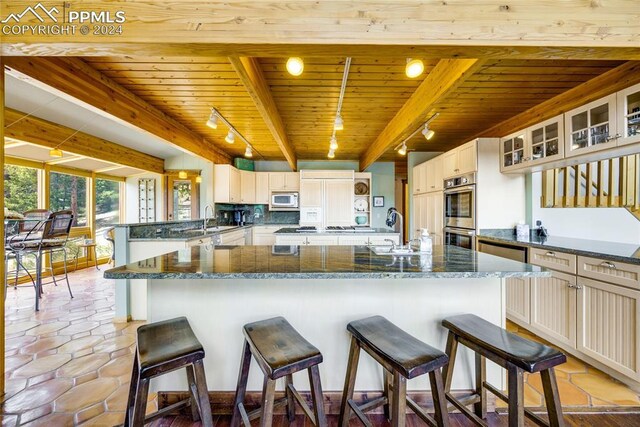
398 142 407 156
225 131 235 144
286 57 304 76
405 58 424 78
49 148 63 158
206 111 218 129
329 135 338 150
244 145 253 158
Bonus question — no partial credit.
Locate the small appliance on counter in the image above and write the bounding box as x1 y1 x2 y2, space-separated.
233 209 247 226
515 222 530 240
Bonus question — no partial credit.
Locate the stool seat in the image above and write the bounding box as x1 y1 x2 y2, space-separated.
348 315 448 379
244 316 322 380
137 317 204 375
442 314 566 373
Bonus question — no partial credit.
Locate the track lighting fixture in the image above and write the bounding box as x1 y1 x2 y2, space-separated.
225 131 235 144
334 113 344 131
398 143 407 156
405 58 424 78
244 145 253 158
329 136 338 150
206 111 218 129
327 149 335 159
393 112 439 155
286 57 304 76
422 124 435 140
49 148 63 158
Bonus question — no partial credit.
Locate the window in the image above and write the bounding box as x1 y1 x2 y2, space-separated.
96 178 121 259
4 165 38 214
49 171 88 227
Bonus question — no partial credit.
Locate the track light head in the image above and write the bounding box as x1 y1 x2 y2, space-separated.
398 143 407 156
225 131 235 144
329 136 338 150
286 57 304 76
244 146 253 158
206 112 218 129
422 125 435 140
405 58 424 78
327 149 335 159
334 113 344 131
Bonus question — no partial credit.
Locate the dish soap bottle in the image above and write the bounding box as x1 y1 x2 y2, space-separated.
411 228 433 253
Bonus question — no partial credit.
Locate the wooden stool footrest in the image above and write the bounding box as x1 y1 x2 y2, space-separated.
445 392 487 427
143 398 191 425
483 382 549 427
347 399 375 427
406 395 439 427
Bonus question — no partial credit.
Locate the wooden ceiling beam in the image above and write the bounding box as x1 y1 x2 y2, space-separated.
359 59 484 171
4 108 165 174
478 61 640 138
3 57 231 165
228 57 297 170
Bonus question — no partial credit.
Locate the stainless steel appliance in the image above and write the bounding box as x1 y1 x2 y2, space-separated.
444 173 476 230
271 245 298 255
270 192 299 210
444 227 476 251
477 240 527 262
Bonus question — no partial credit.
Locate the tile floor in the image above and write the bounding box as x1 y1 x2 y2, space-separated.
1 268 639 426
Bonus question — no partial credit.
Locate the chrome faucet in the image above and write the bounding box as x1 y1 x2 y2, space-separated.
386 208 404 247
203 204 214 230
384 238 397 250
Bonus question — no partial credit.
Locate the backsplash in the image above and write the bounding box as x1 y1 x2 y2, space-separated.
215 204 299 225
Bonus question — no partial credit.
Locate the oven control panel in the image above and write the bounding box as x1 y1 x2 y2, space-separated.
443 173 476 189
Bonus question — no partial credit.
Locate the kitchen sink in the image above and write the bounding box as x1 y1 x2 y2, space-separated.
368 246 417 256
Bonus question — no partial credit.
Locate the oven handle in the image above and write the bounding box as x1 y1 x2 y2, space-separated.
443 227 476 236
444 185 476 194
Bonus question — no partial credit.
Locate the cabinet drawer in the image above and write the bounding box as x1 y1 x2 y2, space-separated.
578 256 640 290
529 248 577 274
186 237 212 247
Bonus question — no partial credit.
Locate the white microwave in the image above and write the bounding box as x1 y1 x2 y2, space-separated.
270 192 299 210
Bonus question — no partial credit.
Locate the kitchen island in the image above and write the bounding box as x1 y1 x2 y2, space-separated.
105 244 548 401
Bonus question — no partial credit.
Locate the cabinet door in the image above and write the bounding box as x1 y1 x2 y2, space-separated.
324 180 353 226
577 277 640 379
307 236 339 246
214 165 231 203
230 167 241 203
269 172 285 191
255 172 270 204
338 236 370 246
240 170 255 204
500 131 527 172
506 277 530 324
254 235 277 245
442 151 458 178
425 191 444 237
530 271 577 347
527 115 564 166
413 163 427 195
432 156 444 191
275 235 307 245
425 161 436 192
412 194 427 239
617 82 640 146
369 235 399 245
284 173 300 191
564 93 617 158
300 180 323 208
457 140 477 174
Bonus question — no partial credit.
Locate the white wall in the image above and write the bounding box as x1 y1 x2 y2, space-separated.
125 173 165 223
531 171 640 244
164 155 214 219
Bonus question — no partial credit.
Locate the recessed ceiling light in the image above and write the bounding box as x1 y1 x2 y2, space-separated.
286 57 304 76
329 136 338 150
334 113 344 131
225 131 235 144
405 58 424 78
244 146 253 158
398 142 407 156
206 112 218 129
49 148 63 158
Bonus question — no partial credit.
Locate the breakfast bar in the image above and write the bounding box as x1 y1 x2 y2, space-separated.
104 244 549 399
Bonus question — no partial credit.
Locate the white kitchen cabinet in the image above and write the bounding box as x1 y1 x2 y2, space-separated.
306 235 339 246
368 235 400 245
564 93 617 158
500 129 527 172
337 235 399 246
425 191 443 239
577 255 640 291
324 180 354 226
499 116 564 173
529 248 577 275
269 172 300 191
252 225 281 245
425 156 443 192
255 172 270 204
530 270 577 347
214 165 241 203
443 140 477 178
617 82 640 146
299 180 323 208
220 229 246 245
577 276 640 379
412 162 428 195
506 277 530 324
240 170 256 204
412 193 428 239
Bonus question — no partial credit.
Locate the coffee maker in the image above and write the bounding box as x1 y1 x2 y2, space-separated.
233 209 247 226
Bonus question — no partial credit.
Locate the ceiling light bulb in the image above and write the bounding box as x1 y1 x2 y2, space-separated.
334 113 344 131
244 146 253 158
49 148 63 158
327 149 335 159
225 131 235 144
206 112 218 129
398 143 407 156
422 125 435 140
286 57 304 76
329 136 338 150
178 170 188 179
195 175 202 183
405 58 424 78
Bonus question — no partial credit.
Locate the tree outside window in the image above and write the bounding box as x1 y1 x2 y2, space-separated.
49 171 88 227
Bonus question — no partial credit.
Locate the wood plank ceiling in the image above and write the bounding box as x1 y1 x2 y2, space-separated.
82 57 624 163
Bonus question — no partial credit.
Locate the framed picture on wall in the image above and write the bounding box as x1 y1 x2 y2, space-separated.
373 196 384 207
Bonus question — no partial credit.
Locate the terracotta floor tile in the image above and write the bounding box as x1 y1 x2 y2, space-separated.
15 403 53 425
56 353 111 378
25 321 70 336
20 412 74 426
78 411 124 426
56 336 104 354
21 336 71 354
98 354 134 379
0 415 18 427
2 378 73 413
571 370 640 405
57 321 101 336
74 402 106 425
0 379 27 404
5 321 40 335
5 355 33 372
90 322 127 336
53 377 119 413
105 383 129 411
92 335 135 354
5 335 37 352
528 374 589 406
12 354 71 378
555 356 588 374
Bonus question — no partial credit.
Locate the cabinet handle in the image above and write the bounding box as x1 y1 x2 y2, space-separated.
600 261 616 269
545 251 556 257
568 284 575 288
605 134 621 142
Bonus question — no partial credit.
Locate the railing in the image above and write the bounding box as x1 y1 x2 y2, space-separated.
541 154 640 220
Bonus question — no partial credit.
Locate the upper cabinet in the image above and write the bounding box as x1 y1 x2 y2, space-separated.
412 162 427 195
269 172 300 191
239 170 256 204
564 93 617 158
214 165 241 204
413 156 443 195
500 116 564 172
617 82 640 146
443 139 477 178
500 130 527 171
255 172 270 204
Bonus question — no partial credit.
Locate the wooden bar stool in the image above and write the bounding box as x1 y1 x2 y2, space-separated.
124 317 213 427
231 316 327 427
441 314 567 427
339 316 450 427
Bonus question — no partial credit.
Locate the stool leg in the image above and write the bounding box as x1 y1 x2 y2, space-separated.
383 368 392 421
339 336 361 427
442 332 458 392
308 365 327 427
429 369 450 427
391 372 407 427
124 352 140 426
193 359 214 427
186 364 201 422
260 376 277 427
132 377 150 427
474 354 487 419
285 374 296 422
541 368 565 427
507 364 524 427
231 341 252 427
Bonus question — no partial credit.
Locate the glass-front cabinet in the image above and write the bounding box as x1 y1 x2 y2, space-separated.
527 115 564 166
564 93 617 158
500 130 526 172
617 82 640 146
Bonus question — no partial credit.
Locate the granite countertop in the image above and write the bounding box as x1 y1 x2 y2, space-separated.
103 245 550 280
274 227 399 235
130 225 252 242
478 229 640 265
